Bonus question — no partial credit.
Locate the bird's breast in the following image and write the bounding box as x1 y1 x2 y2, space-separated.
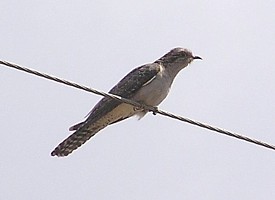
133 72 172 106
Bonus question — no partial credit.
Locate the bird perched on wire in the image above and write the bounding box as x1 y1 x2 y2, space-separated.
51 47 202 157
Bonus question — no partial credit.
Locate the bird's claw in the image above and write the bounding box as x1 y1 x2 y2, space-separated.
152 107 158 115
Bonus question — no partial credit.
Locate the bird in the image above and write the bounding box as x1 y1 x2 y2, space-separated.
51 47 202 157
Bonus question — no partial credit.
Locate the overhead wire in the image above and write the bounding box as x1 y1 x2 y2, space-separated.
1 60 275 151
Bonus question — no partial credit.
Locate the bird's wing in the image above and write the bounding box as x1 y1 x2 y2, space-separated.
84 62 161 124
51 63 161 157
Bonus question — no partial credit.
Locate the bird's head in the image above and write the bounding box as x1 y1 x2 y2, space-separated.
156 47 202 68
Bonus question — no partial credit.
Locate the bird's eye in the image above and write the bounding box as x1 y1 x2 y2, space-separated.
180 52 186 57
175 53 186 61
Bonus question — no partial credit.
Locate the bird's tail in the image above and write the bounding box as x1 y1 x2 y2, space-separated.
51 123 106 157
69 122 84 131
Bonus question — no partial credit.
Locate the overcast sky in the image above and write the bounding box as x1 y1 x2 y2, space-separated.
1 1 275 199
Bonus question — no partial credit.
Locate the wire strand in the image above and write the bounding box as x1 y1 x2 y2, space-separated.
1 60 275 151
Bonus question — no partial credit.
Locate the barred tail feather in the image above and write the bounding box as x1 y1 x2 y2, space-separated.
51 124 106 157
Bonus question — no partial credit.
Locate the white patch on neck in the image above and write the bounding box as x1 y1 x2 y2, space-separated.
158 63 164 76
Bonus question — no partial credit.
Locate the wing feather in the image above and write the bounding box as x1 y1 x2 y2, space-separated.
82 63 161 125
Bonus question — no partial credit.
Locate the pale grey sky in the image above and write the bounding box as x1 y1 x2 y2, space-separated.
1 1 275 199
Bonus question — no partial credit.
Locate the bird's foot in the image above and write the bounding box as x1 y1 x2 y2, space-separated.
151 106 158 115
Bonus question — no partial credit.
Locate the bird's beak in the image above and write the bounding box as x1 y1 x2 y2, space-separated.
193 56 202 60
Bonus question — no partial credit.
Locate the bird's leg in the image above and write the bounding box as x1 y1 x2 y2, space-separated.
151 106 158 115
133 104 158 115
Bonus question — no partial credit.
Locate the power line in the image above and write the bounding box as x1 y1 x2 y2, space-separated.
1 60 275 151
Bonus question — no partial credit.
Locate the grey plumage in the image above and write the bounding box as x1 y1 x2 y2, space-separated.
51 47 202 157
